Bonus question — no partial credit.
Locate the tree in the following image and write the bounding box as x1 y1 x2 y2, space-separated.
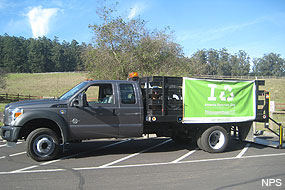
189 48 251 77
51 37 66 72
190 49 208 75
0 34 86 73
217 48 231 76
252 53 285 76
1 35 28 72
207 49 219 75
230 50 250 76
28 38 45 73
85 2 184 80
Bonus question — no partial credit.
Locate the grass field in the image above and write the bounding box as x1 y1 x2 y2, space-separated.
0 72 87 98
263 78 285 104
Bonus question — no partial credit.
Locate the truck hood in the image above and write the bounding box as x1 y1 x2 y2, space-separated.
5 99 68 110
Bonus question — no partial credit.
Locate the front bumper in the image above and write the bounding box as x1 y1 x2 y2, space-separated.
0 126 21 142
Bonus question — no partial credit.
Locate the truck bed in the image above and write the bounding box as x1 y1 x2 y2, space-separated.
140 76 183 123
140 76 267 124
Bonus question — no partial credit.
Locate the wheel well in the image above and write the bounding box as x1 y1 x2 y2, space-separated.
193 124 231 138
19 119 62 141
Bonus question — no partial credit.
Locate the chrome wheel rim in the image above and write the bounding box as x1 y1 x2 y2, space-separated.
208 130 225 150
33 135 55 157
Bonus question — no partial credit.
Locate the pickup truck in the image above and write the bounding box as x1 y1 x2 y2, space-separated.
0 73 269 161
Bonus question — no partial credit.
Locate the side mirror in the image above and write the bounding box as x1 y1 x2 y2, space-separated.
78 93 88 107
72 93 88 107
72 99 80 107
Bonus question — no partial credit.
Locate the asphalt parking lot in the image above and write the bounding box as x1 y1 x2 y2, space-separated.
0 136 285 190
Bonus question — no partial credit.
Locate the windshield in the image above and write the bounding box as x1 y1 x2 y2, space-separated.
59 81 88 100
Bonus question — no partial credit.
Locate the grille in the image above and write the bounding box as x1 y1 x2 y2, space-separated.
3 105 9 125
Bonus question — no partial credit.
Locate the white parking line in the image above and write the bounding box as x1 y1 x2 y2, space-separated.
1 152 284 175
171 148 198 163
11 165 39 173
98 139 172 168
9 139 131 173
0 151 26 160
236 143 250 158
0 142 22 148
10 152 26 157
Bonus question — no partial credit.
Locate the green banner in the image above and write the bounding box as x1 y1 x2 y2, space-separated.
183 78 256 123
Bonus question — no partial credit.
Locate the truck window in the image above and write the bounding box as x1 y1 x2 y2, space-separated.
120 84 136 104
85 84 114 104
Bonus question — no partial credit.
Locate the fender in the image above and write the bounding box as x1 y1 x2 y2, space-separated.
14 110 70 143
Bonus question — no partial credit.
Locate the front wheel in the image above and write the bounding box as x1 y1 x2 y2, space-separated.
200 126 229 153
26 128 60 161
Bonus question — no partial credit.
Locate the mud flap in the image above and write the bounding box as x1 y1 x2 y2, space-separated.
238 123 254 142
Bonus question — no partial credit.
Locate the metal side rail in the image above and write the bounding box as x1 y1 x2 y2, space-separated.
254 117 284 149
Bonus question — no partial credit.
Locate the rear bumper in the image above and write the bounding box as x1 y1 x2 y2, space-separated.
0 125 21 142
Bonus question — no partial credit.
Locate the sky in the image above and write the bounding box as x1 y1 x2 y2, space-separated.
0 0 285 59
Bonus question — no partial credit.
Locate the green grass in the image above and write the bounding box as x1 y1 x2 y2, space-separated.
0 103 6 113
0 72 87 97
0 103 4 126
264 78 285 103
1 73 284 101
0 103 6 126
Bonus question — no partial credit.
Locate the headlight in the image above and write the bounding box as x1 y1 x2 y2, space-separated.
7 108 23 125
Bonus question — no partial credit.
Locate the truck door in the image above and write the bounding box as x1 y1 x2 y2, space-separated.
68 82 119 140
117 82 144 137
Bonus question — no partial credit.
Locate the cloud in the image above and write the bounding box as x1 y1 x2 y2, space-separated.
27 6 61 38
178 19 261 44
128 2 146 19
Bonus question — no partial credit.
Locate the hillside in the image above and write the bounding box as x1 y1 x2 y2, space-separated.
1 73 284 103
0 72 87 98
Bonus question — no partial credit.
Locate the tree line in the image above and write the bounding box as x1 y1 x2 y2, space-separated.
0 35 85 73
0 2 284 83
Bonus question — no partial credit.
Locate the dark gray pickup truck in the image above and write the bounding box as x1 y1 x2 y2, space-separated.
1 74 269 161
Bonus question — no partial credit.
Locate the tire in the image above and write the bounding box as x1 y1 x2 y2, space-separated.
200 126 229 153
196 129 204 150
26 128 60 162
196 136 203 150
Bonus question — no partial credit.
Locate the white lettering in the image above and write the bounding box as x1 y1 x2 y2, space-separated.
262 179 269 186
269 179 276 186
276 179 282 187
208 84 217 101
262 179 282 187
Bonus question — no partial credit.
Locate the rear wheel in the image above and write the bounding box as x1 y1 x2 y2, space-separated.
26 128 60 161
196 136 203 150
200 126 229 153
